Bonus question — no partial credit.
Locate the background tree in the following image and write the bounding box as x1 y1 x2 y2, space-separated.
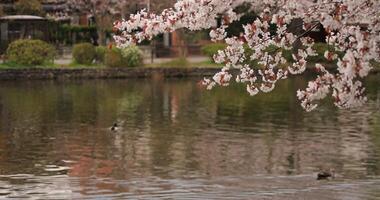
121 0 197 58
15 0 43 16
65 0 125 45
150 0 176 13
122 0 175 14
0 5 4 17
64 0 177 45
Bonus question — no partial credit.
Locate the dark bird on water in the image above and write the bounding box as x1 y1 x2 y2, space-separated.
110 123 118 131
317 169 335 180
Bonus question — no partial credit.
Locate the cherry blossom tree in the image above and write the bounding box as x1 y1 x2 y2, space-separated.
64 0 129 45
113 0 380 111
64 0 175 45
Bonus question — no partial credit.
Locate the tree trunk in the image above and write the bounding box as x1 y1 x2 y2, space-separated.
179 40 188 57
94 13 113 46
176 29 188 58
97 29 106 46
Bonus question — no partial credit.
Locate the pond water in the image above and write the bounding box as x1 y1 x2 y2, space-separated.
0 74 379 199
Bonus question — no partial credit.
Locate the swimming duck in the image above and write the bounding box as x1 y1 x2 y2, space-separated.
317 169 335 180
110 123 119 131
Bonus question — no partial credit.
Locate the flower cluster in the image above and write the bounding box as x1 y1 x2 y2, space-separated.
114 0 380 111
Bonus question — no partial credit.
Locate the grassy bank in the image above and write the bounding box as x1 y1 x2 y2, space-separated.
0 61 105 69
145 57 223 68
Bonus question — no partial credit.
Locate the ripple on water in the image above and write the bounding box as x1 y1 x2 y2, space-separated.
0 77 380 199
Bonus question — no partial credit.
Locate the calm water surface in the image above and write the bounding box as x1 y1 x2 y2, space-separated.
0 75 379 199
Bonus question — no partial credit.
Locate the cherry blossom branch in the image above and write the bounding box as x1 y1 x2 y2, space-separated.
113 0 380 112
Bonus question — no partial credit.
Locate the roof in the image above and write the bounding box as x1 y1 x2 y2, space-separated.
42 4 67 11
0 15 47 21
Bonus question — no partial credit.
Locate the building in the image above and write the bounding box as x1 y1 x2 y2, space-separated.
0 0 201 56
0 0 66 16
0 15 54 53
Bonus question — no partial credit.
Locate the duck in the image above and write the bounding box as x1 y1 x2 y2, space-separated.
110 123 119 131
317 169 335 180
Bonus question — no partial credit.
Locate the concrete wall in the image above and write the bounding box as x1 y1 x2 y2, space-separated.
0 67 221 80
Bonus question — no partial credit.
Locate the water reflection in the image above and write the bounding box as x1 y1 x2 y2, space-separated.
0 75 379 199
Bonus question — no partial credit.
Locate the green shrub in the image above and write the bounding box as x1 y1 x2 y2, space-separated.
370 60 380 69
95 46 107 63
15 0 42 16
201 43 227 59
307 43 344 63
161 57 190 68
57 25 98 45
105 45 143 68
72 43 96 65
6 39 55 66
120 45 143 67
263 44 293 62
105 48 124 68
243 43 344 67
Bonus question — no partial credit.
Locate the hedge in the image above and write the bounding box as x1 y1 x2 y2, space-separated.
6 39 56 66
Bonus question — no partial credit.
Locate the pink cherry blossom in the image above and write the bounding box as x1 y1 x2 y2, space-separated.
114 0 380 111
